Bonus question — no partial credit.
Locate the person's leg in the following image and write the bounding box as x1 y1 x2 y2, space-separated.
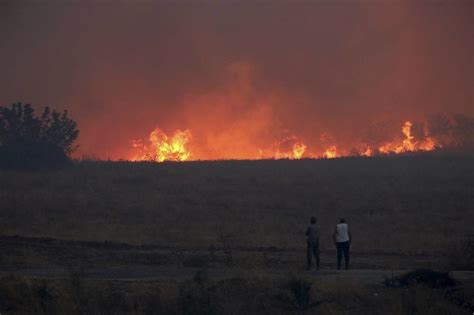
307 244 312 270
336 242 343 270
313 245 320 270
344 242 350 270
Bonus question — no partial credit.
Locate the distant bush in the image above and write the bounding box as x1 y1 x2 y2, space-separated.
0 103 79 169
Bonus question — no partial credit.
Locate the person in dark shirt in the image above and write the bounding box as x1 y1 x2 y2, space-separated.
305 216 320 270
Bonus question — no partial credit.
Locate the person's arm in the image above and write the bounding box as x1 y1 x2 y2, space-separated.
333 226 337 245
348 230 352 244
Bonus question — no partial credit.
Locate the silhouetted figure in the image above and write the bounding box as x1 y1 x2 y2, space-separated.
333 218 352 270
305 216 320 270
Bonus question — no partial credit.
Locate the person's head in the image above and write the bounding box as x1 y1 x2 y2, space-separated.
310 216 317 224
340 218 346 224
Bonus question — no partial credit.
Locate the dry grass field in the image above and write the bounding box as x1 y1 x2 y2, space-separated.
1 155 474 314
1 155 472 254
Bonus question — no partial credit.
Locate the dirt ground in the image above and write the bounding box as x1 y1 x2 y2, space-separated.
1 235 472 283
0 234 458 272
1 230 473 314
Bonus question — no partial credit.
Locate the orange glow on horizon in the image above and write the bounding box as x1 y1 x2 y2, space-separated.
130 120 439 162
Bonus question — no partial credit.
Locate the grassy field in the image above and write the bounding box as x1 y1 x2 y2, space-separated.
1 155 472 254
1 155 473 314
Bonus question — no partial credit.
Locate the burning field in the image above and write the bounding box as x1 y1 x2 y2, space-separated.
129 119 447 162
1 1 473 313
123 64 473 163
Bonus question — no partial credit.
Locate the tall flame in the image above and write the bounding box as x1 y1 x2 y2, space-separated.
292 142 307 159
131 128 192 162
401 121 415 152
378 120 437 155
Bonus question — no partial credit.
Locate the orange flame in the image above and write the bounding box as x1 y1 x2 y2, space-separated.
131 128 192 162
274 136 307 159
401 121 415 152
378 121 437 155
292 142 307 159
419 136 437 151
360 147 373 157
323 145 338 159
130 120 440 162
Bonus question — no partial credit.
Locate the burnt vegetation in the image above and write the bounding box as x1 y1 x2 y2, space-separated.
0 103 79 169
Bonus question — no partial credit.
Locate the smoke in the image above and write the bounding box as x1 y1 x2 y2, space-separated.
0 0 472 159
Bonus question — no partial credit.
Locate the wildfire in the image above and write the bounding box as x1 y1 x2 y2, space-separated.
274 136 307 159
323 145 338 159
292 142 307 159
360 147 373 157
131 128 192 162
129 120 440 162
378 121 437 155
419 135 437 151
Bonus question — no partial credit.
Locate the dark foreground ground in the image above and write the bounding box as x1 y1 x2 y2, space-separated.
0 254 473 314
0 155 473 313
0 234 472 314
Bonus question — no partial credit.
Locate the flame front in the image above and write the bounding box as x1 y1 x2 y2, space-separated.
378 121 438 155
131 128 192 162
130 120 440 162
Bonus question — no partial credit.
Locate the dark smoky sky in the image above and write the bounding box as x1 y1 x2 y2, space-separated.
1 0 472 158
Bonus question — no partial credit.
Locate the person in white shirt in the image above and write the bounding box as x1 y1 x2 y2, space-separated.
333 218 352 270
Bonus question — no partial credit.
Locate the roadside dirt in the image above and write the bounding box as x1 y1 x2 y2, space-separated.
1 234 471 284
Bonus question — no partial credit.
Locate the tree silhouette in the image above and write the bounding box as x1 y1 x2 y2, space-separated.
0 103 79 169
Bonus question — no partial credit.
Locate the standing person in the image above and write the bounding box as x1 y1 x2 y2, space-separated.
333 218 352 270
305 216 320 270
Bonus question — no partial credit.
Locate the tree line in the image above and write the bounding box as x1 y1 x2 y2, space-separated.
0 103 79 169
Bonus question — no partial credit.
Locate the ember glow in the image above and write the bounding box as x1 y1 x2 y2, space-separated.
130 120 441 162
